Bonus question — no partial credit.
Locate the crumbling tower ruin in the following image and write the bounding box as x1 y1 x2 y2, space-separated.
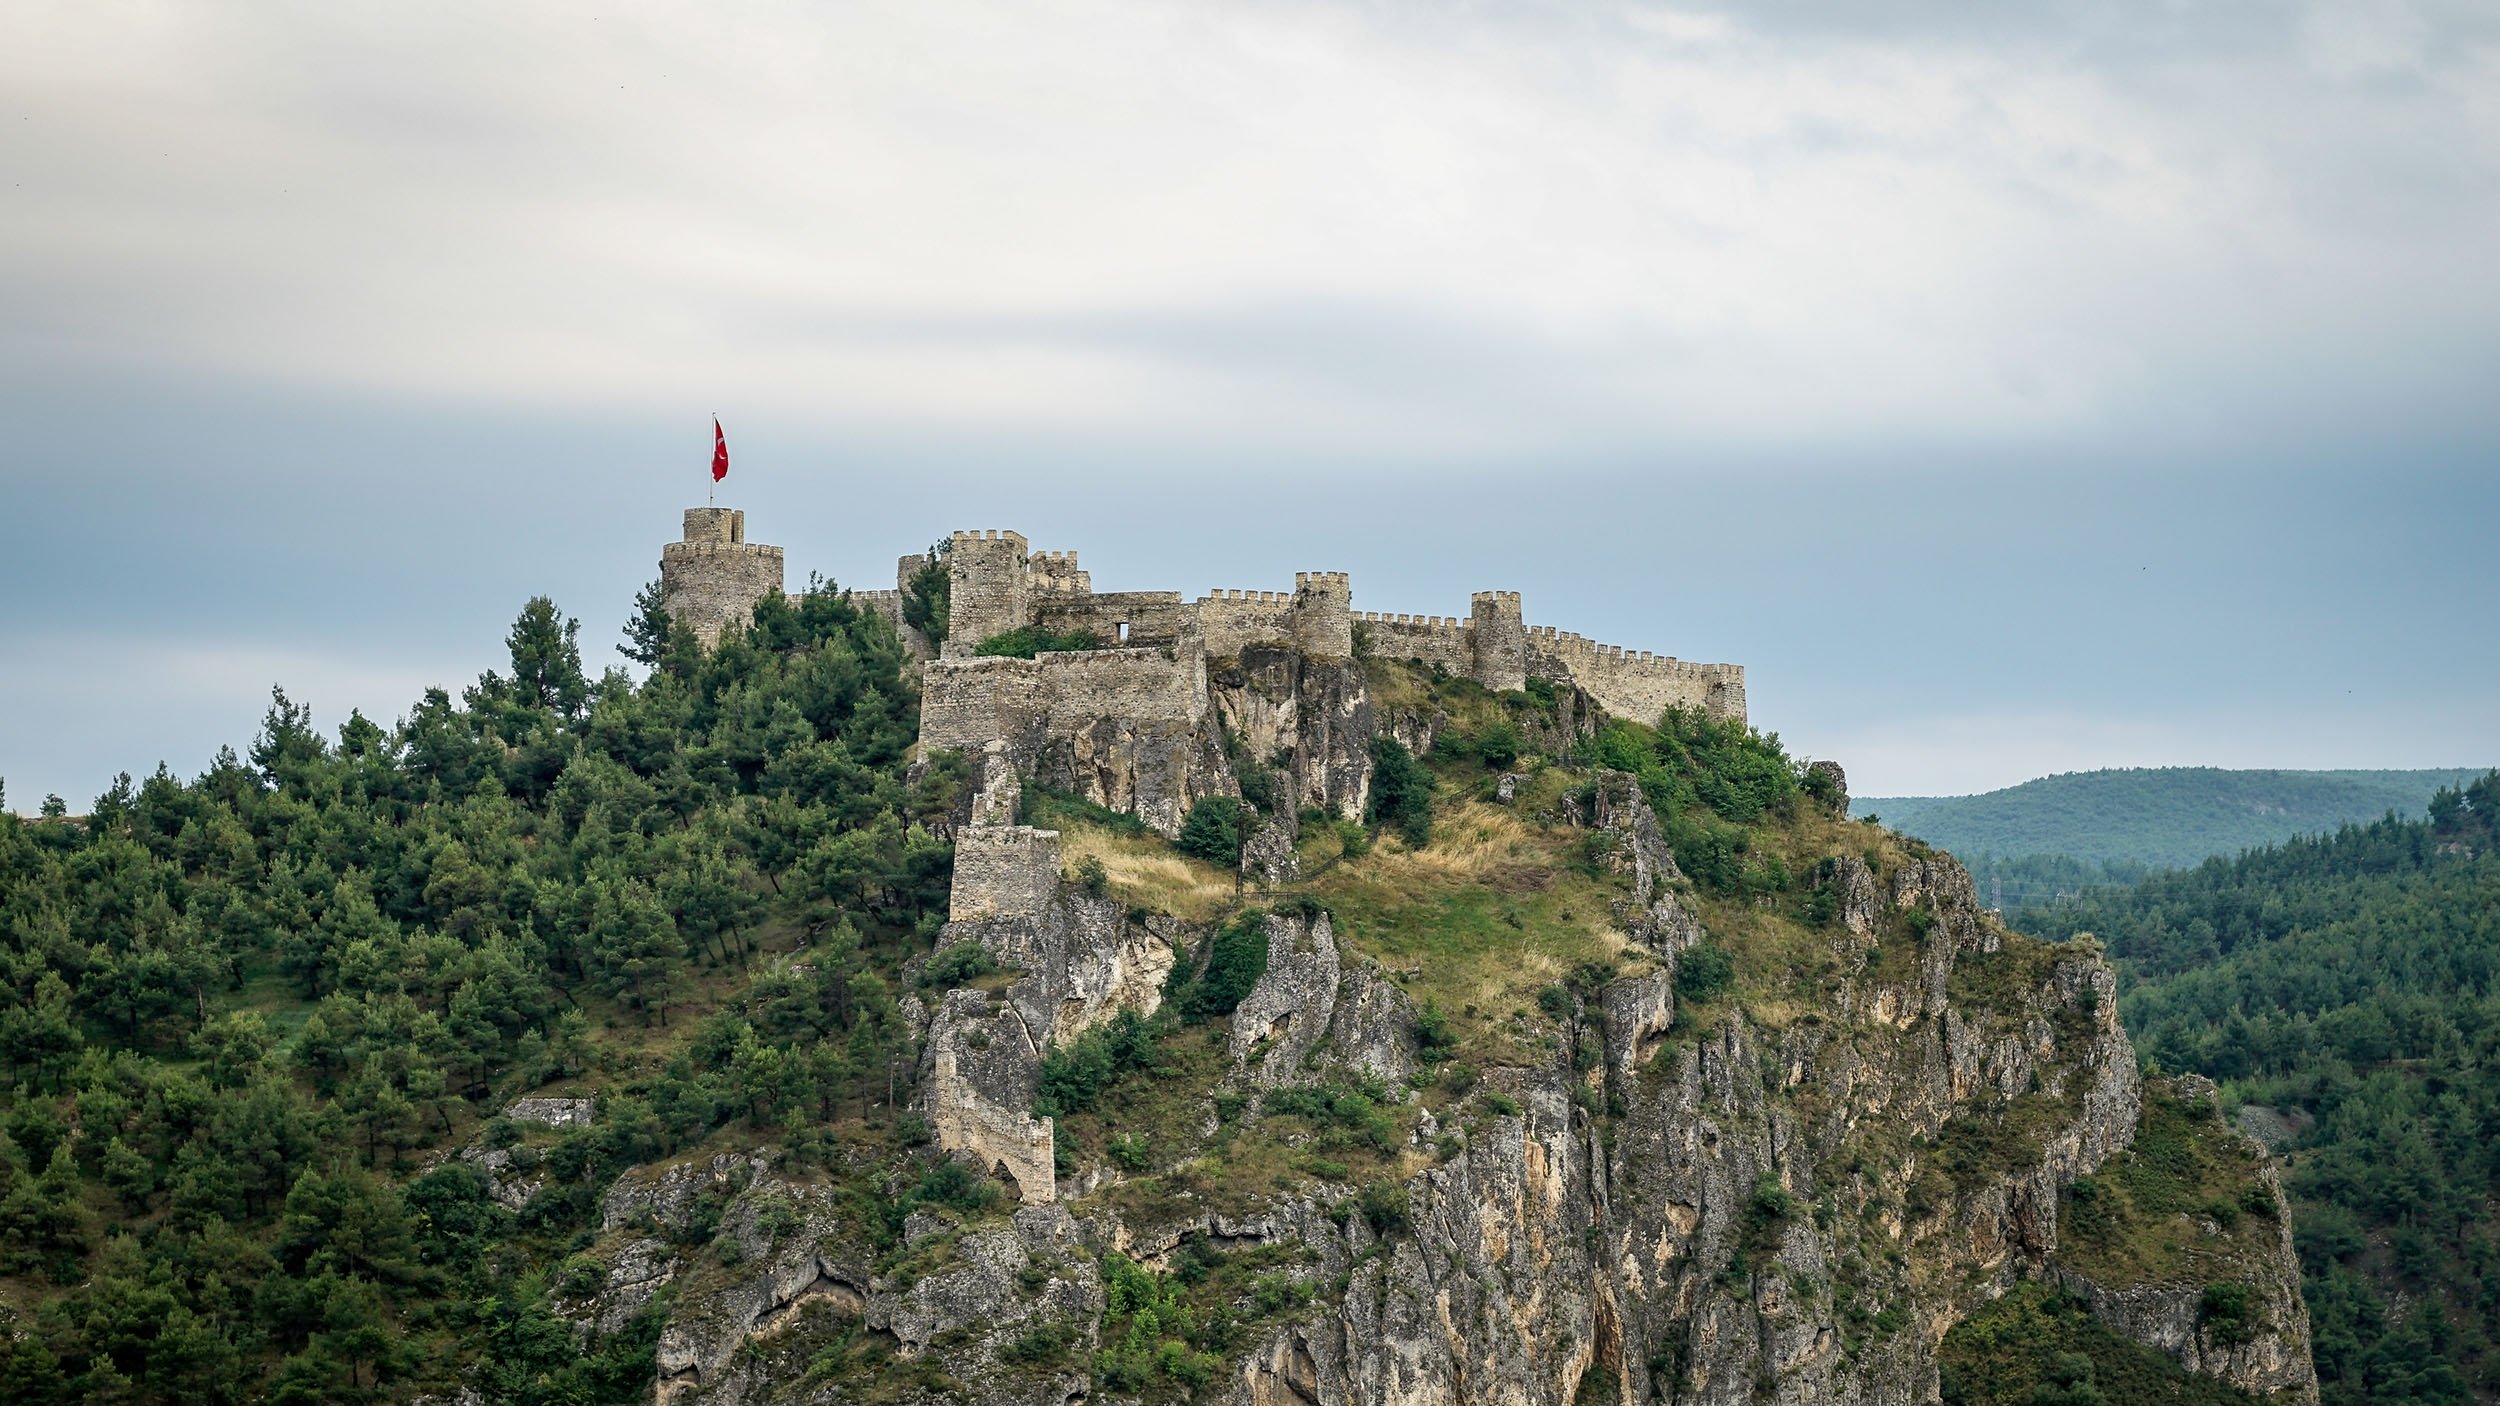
659 508 785 649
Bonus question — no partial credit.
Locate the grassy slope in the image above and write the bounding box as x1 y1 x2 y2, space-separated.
1857 768 2485 871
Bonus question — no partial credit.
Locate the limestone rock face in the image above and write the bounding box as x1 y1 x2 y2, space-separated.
2055 1081 2317 1401
1239 805 1300 886
624 846 2312 1406
1227 909 1421 1092
627 1163 1099 1406
1227 912 1347 1089
1210 646 1378 824
1591 769 1704 953
923 986 1056 1204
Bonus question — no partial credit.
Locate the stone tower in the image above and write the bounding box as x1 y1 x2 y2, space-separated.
1470 590 1527 693
661 508 785 648
1292 572 1353 658
943 529 1031 657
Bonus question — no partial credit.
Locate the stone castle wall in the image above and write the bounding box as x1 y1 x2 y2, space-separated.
1357 611 1476 676
661 508 1747 754
1528 625 1745 724
1195 589 1299 658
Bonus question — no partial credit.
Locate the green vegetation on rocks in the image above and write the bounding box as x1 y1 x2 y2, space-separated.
2026 772 2500 1405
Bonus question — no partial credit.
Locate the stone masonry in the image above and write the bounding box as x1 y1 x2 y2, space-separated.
659 509 786 649
658 508 1745 730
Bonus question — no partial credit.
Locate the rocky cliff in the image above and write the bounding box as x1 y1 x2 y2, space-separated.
569 659 2314 1406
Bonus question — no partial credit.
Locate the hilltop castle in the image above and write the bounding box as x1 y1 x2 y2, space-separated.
662 504 1748 1203
660 506 1744 837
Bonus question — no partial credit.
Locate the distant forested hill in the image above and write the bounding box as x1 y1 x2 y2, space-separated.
1858 767 2486 871
2021 773 2500 1405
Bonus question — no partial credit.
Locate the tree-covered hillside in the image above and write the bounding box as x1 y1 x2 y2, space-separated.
2021 773 2500 1406
1860 767 2483 872
0 584 2314 1406
0 587 960 1403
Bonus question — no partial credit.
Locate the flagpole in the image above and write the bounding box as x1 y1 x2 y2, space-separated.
708 412 716 508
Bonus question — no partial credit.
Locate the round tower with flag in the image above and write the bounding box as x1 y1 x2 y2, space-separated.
662 421 783 647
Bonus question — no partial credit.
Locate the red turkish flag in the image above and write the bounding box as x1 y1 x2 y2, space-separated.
711 417 729 482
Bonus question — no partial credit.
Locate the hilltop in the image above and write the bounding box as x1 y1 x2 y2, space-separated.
1857 767 2486 875
2021 773 2500 1405
0 514 2317 1406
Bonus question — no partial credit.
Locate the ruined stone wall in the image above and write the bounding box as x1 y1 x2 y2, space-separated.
920 645 1214 835
925 645 1205 755
949 824 1063 923
1358 611 1476 676
661 509 785 648
1528 626 1745 725
1026 550 1089 597
920 656 1053 761
1031 590 1191 647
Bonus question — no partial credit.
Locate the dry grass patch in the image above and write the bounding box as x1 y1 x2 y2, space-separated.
1057 823 1243 922
1291 801 1652 1056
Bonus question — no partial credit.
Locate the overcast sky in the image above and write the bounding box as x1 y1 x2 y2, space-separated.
3 0 2495 809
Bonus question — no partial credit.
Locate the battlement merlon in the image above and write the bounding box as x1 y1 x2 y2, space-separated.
660 508 785 649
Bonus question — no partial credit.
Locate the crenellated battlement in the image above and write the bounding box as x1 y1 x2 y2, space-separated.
661 509 1744 727
951 528 1030 549
660 509 786 648
1357 611 1471 631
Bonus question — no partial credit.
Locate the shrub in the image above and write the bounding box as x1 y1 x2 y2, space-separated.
1074 854 1110 898
2198 1283 2256 1344
1177 912 1272 1023
1477 721 1521 770
1537 984 1574 1020
1367 736 1433 847
1036 1008 1161 1116
1176 795 1244 865
1265 1081 1399 1153
1674 944 1734 1003
911 1157 1001 1217
1413 999 1459 1062
1359 1182 1411 1236
922 940 998 989
1336 819 1371 858
1234 757 1280 813
1001 1318 1074 1366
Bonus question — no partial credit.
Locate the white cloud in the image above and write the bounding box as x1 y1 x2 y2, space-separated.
3 0 2495 461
